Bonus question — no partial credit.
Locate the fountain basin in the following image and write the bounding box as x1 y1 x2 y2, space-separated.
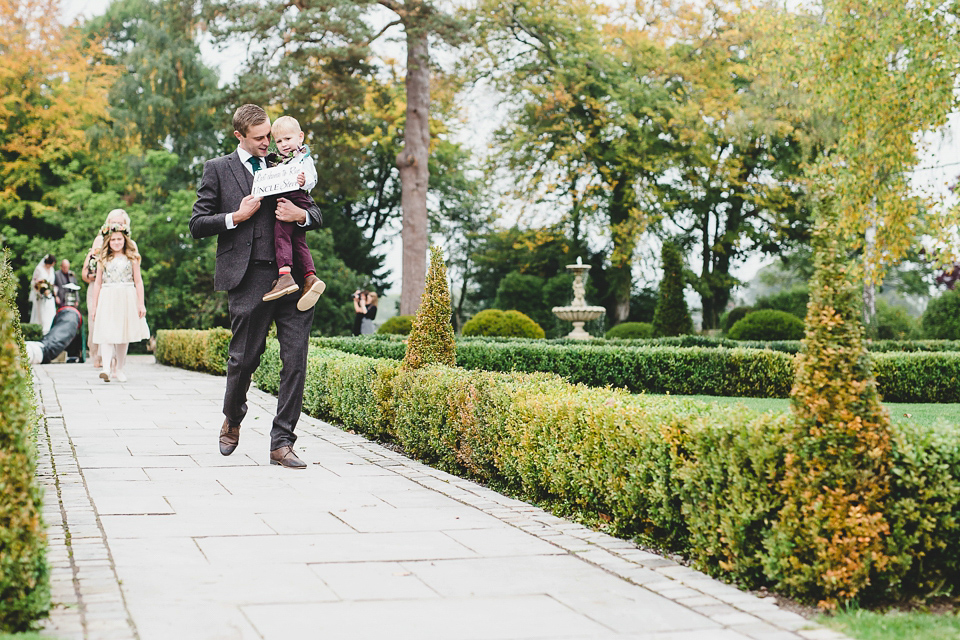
551 306 606 323
552 305 605 340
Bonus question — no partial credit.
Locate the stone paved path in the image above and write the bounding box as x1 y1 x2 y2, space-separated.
32 356 847 640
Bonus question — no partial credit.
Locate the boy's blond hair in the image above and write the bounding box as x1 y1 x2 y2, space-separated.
271 115 303 136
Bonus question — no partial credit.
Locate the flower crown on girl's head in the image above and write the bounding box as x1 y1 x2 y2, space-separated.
100 222 130 237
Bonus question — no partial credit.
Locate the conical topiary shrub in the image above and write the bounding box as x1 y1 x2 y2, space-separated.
652 242 693 337
402 246 456 370
765 230 892 609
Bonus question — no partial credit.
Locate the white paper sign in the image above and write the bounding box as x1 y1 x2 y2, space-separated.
251 163 301 198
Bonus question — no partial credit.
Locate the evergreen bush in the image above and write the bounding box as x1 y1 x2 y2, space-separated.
402 246 456 370
377 315 414 335
754 286 809 319
720 306 753 334
922 288 960 339
462 309 546 339
0 252 50 631
872 300 920 340
604 322 653 340
19 324 42 343
727 309 804 341
493 271 543 320
652 242 693 337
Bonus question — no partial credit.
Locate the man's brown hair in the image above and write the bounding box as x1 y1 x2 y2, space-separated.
233 104 268 136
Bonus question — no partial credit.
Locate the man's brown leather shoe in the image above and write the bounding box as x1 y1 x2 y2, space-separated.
270 445 306 469
219 419 240 456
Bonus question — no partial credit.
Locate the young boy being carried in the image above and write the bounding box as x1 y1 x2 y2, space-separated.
261 115 326 311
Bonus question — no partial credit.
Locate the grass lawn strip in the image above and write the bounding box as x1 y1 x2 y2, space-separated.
674 395 960 429
819 608 960 640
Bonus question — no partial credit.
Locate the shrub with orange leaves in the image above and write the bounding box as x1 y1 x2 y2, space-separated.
767 233 893 608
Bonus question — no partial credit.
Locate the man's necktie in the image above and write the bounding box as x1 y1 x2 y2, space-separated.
247 156 261 173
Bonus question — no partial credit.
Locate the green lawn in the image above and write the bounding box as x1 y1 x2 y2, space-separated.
676 395 960 429
820 608 960 640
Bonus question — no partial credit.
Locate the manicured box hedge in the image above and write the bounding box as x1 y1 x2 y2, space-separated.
873 352 960 403
470 335 960 353
312 336 960 402
0 253 50 631
154 328 231 375
312 336 796 397
247 341 960 605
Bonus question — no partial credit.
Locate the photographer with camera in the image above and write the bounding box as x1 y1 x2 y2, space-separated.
351 289 378 335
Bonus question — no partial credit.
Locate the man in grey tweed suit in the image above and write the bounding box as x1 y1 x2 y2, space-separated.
190 104 322 469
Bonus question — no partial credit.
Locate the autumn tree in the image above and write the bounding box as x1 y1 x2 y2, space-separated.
0 0 117 315
470 0 669 324
651 4 812 330
755 0 960 276
0 0 115 222
469 0 811 329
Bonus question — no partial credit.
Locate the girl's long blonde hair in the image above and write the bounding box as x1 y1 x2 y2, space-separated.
92 209 136 254
99 228 141 264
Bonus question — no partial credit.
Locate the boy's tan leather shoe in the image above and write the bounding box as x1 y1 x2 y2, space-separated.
297 274 326 311
262 273 299 301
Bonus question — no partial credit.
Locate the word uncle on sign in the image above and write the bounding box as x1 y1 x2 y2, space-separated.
251 163 301 198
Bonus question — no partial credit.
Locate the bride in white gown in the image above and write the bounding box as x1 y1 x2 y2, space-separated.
29 254 57 335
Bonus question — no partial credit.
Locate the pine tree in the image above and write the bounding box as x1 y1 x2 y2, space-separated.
402 246 456 370
652 242 693 337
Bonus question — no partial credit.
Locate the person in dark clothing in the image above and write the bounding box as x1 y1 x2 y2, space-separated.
54 259 78 307
352 290 378 335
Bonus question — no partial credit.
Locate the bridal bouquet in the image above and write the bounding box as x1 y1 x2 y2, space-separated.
34 279 52 298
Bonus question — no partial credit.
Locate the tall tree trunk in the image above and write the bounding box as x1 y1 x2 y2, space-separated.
607 176 637 325
397 25 430 316
863 209 877 328
700 205 713 330
698 203 735 331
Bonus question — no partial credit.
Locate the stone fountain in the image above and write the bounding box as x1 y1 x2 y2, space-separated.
552 258 606 340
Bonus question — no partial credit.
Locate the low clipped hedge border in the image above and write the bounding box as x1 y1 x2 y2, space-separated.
0 252 50 631
247 341 960 606
151 331 960 402
471 335 960 354
154 328 231 375
312 336 960 403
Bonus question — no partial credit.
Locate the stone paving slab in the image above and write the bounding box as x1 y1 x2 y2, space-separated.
32 356 849 640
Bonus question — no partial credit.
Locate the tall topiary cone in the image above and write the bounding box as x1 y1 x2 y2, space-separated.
0 251 50 631
402 245 456 370
652 241 693 337
766 229 892 609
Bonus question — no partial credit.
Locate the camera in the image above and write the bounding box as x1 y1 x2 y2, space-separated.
352 289 363 300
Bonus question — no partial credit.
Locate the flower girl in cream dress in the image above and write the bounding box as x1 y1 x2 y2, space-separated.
91 224 149 382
